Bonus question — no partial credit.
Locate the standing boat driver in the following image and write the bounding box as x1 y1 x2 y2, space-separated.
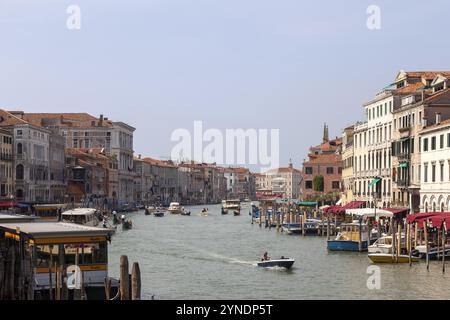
261 252 270 261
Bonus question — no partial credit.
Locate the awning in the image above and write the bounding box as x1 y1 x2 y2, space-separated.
0 201 16 207
416 85 432 91
346 208 394 218
324 201 366 215
368 178 381 187
406 212 450 228
398 163 408 168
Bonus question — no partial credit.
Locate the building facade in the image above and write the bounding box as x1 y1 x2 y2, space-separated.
0 128 13 202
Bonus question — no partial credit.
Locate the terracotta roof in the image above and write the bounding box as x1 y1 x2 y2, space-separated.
394 81 426 94
403 71 450 79
142 157 177 168
423 87 450 103
265 167 301 174
0 109 30 126
304 153 341 165
19 112 113 128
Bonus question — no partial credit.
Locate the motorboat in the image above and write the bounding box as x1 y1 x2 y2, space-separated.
233 209 240 216
145 206 157 215
368 253 420 263
154 211 165 217
201 208 209 216
222 199 241 211
181 208 191 216
368 234 405 254
221 208 228 215
168 202 182 214
61 208 99 227
281 223 302 235
257 257 295 269
122 219 132 230
413 244 450 260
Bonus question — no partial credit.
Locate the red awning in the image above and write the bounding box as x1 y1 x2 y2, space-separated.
324 201 366 215
0 201 16 207
381 207 409 217
407 212 450 229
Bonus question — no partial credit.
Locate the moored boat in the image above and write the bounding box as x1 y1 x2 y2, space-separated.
222 199 241 211
234 209 240 216
368 253 420 263
327 221 377 252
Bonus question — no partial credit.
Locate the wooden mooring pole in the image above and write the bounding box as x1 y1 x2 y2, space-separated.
120 255 130 300
131 262 141 300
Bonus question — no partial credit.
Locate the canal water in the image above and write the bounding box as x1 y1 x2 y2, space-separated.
108 204 450 299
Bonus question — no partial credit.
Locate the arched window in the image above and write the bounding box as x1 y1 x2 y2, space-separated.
16 164 24 180
17 143 22 155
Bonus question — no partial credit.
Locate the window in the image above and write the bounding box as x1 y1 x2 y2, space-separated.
17 130 22 136
411 138 414 154
419 165 421 182
431 136 436 150
305 181 313 189
338 167 342 174
441 162 444 182
16 164 24 180
424 164 428 182
440 135 444 149
326 167 334 174
423 138 428 152
305 167 313 174
332 181 340 189
448 133 450 148
432 164 436 182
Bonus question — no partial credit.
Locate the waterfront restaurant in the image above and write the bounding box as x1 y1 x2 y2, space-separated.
0 221 115 300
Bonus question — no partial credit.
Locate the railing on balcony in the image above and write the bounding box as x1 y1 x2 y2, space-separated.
0 154 13 161
396 153 410 162
395 180 408 188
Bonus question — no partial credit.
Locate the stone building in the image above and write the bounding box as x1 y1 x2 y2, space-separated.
263 161 302 200
391 71 450 212
222 167 255 200
142 157 179 205
419 117 450 212
340 125 355 205
0 128 13 203
18 112 135 206
0 109 66 203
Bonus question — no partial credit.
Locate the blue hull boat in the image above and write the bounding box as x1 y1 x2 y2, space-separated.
327 240 368 251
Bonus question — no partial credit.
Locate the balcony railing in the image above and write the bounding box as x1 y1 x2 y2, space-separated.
0 154 13 161
396 153 410 162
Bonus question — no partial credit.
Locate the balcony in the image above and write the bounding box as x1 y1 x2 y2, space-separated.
396 153 410 162
0 154 13 161
395 180 408 188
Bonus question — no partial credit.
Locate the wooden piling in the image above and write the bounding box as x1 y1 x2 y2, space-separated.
443 222 446 273
131 262 141 300
424 220 429 271
397 222 401 261
105 277 112 300
120 255 130 300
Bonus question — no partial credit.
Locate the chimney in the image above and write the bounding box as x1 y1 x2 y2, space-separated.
99 114 104 126
138 154 141 159
323 123 329 143
436 113 442 125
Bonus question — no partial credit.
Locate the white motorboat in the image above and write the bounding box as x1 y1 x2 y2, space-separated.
368 234 405 254
61 208 99 227
167 202 182 214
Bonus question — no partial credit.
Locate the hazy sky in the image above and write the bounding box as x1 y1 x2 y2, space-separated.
1 0 449 171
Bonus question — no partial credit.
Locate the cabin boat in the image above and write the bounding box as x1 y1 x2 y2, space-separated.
32 204 68 221
61 208 99 227
368 253 420 263
154 211 164 217
222 199 241 211
368 234 406 254
167 202 182 214
144 206 156 215
257 258 295 269
0 221 117 300
327 222 378 251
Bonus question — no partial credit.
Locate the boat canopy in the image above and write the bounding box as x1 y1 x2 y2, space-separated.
346 208 394 218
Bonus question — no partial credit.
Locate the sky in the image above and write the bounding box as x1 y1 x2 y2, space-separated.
1 0 450 171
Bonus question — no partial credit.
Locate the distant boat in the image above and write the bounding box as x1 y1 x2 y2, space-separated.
234 209 240 216
168 202 182 214
221 208 228 215
282 223 302 235
222 199 241 210
368 253 419 264
61 208 99 227
327 222 378 251
154 211 164 217
145 206 157 215
181 208 191 216
122 220 133 230
257 258 295 269
201 208 209 216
